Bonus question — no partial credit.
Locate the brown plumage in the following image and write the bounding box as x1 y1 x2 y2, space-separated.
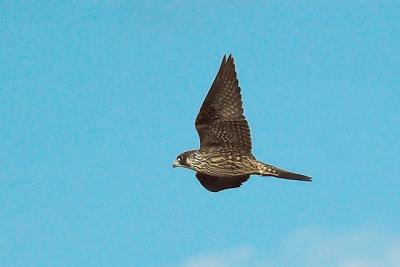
173 55 311 192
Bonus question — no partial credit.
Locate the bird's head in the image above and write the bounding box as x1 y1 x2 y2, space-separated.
173 150 196 169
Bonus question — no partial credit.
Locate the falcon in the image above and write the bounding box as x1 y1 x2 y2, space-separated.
173 55 311 192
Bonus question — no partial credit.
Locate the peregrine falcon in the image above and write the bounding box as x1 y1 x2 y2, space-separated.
173 55 311 192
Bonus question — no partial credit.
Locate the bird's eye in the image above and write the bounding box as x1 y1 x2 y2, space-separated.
177 156 181 161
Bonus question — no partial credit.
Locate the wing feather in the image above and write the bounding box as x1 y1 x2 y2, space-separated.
195 55 252 153
196 173 250 192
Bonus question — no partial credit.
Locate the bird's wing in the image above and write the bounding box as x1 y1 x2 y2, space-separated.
195 55 252 153
196 173 250 192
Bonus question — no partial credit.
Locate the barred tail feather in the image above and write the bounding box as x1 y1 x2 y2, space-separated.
257 162 312 182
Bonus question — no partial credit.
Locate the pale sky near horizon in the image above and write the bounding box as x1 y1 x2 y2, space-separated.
1 1 400 267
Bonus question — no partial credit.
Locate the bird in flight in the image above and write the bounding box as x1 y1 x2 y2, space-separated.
173 55 311 192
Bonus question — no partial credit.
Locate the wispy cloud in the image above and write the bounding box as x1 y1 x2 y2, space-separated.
181 229 400 267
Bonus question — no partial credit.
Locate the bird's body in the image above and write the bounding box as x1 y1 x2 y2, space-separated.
184 148 257 177
173 55 311 192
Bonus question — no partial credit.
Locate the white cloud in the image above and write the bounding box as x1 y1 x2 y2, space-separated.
181 229 400 267
279 228 400 267
182 246 254 267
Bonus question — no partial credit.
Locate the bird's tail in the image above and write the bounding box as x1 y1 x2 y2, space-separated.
256 161 312 182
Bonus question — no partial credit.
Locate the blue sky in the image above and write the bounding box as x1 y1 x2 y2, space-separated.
1 1 399 266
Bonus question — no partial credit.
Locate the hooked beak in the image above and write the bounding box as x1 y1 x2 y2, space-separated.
172 160 181 168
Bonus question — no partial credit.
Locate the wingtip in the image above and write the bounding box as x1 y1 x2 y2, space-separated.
222 54 234 61
221 55 227 65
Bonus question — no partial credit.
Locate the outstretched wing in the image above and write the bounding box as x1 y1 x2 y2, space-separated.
196 173 250 192
195 55 252 153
